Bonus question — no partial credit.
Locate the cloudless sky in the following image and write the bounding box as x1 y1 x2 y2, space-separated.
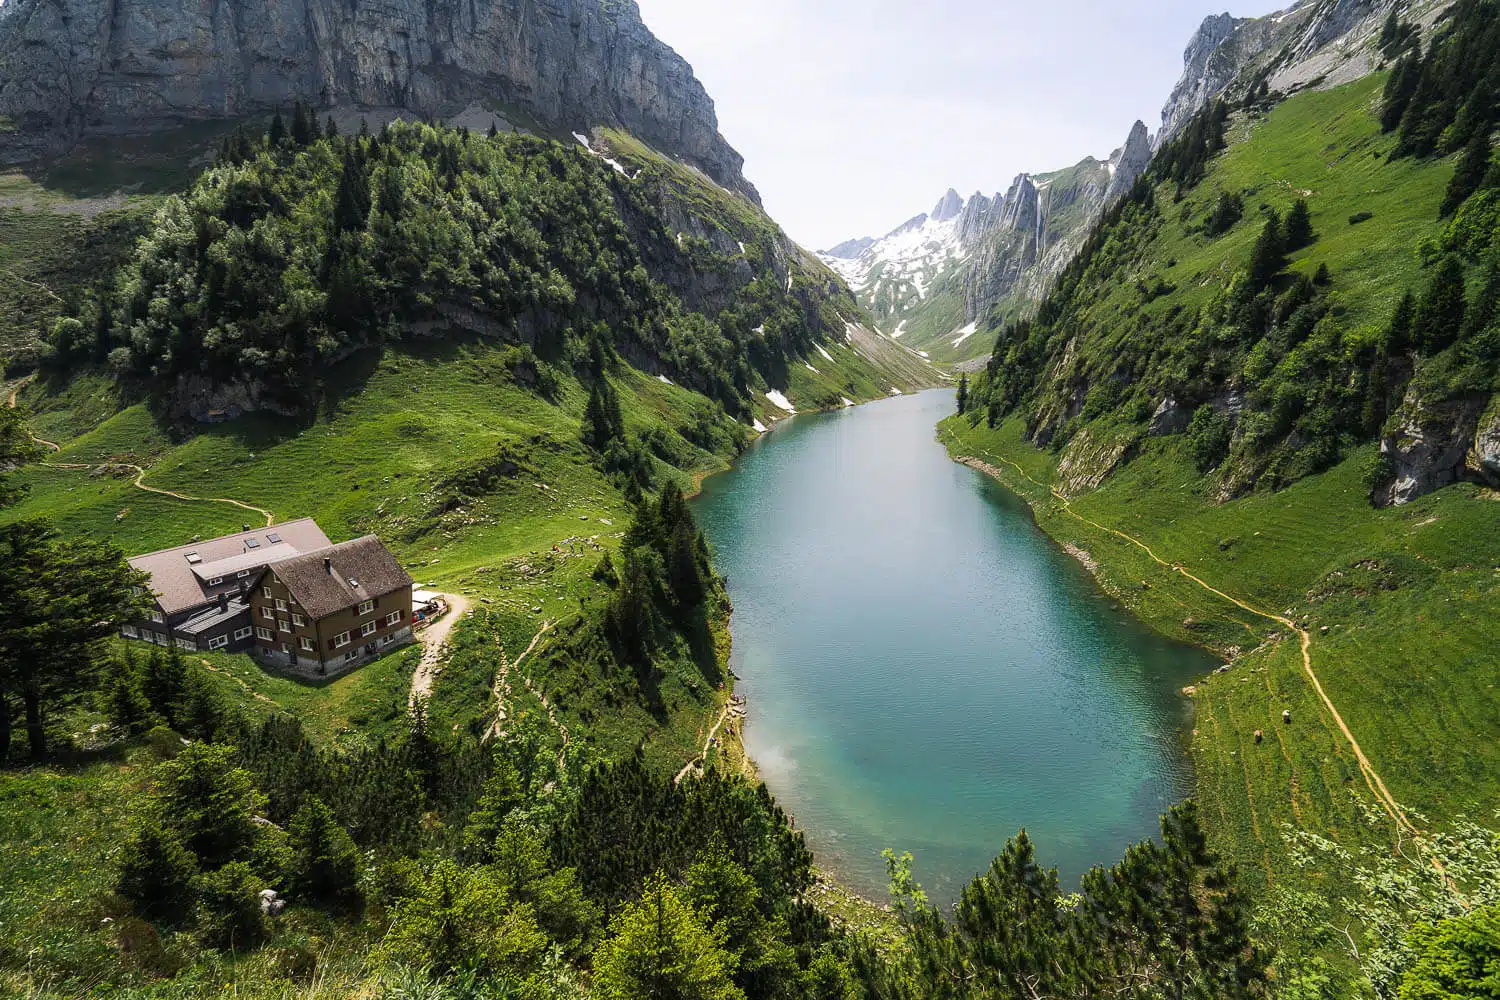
634 0 1280 250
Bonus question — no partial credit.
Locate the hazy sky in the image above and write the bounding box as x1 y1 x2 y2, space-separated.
634 0 1279 250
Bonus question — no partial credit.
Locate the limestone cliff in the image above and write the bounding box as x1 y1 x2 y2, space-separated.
0 0 758 202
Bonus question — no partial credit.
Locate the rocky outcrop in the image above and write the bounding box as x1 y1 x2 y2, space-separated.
1466 396 1500 487
1157 0 1441 146
1378 390 1487 505
929 188 965 223
1160 12 1248 141
957 191 1003 243
1150 397 1191 436
0 0 758 202
1105 120 1152 203
824 237 876 260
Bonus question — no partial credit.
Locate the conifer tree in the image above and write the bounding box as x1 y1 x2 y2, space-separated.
268 110 287 148
332 150 371 235
1284 198 1315 249
287 797 361 906
324 115 339 140
1415 255 1467 352
1248 211 1284 290
956 374 968 414
115 819 199 924
290 100 315 147
1382 55 1421 133
1388 290 1417 353
1440 127 1493 217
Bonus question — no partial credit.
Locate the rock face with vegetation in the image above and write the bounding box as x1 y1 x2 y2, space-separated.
0 0 757 202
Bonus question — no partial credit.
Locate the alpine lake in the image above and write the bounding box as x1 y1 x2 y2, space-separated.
690 389 1218 904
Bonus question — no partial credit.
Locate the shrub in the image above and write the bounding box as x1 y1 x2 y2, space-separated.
195 862 268 951
1187 405 1233 472
1349 211 1374 225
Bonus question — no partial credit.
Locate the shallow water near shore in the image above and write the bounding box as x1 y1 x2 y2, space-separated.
690 389 1217 904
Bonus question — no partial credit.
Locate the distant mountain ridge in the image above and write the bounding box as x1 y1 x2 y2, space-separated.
817 121 1152 364
0 0 759 202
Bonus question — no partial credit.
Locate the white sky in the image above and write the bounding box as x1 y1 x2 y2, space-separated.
634 0 1281 250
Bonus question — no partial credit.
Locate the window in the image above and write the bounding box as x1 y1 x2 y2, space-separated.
268 533 282 543
262 586 273 598
275 599 287 611
278 620 292 633
292 613 305 627
380 634 396 646
237 570 250 579
234 626 253 641
185 552 201 564
207 576 223 586
176 638 195 652
384 610 404 627
121 625 139 638
300 637 314 652
334 631 351 648
261 607 275 620
344 650 359 663
360 621 377 638
152 632 170 646
149 610 165 623
206 635 229 651
358 599 375 616
246 538 261 549
255 627 274 641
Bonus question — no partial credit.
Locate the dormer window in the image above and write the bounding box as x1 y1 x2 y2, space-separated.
206 577 223 586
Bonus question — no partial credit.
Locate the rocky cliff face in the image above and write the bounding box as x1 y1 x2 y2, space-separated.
1157 0 1451 146
0 0 758 202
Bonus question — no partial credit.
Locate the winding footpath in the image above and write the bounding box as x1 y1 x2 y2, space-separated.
408 595 473 708
8 377 277 526
945 430 1421 841
486 619 557 741
674 697 743 785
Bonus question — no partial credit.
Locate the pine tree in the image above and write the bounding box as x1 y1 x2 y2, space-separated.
287 797 361 906
1247 211 1284 290
1284 198 1315 249
290 100 315 147
268 110 287 148
1414 255 1467 353
115 819 199 924
582 378 624 451
1440 127 1493 217
332 150 371 235
1388 290 1417 353
956 374 968 414
1314 262 1331 286
1382 55 1421 133
324 115 339 140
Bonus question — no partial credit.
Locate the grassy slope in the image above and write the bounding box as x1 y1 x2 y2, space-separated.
943 75 1497 900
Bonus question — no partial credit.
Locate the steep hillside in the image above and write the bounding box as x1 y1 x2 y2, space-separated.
819 123 1152 366
944 1 1500 989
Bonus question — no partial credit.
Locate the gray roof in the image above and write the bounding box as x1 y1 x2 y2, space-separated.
267 536 413 621
129 518 332 616
176 598 253 637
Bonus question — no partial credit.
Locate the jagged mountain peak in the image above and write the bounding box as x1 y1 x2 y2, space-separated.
930 189 966 223
824 236 876 260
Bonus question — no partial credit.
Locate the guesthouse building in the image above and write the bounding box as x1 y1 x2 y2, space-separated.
247 536 414 677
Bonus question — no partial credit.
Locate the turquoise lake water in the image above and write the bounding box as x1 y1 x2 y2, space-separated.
689 389 1217 904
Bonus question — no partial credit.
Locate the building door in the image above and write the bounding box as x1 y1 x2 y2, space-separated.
283 645 295 666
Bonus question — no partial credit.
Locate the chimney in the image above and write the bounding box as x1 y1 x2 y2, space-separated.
324 557 333 574
218 593 229 612
242 524 249 533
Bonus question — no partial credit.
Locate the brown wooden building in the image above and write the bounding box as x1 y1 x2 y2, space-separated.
247 536 415 677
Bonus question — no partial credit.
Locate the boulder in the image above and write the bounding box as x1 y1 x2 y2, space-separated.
1149 397 1190 436
1379 390 1486 505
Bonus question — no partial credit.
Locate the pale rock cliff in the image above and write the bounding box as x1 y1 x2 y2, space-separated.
0 0 758 202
